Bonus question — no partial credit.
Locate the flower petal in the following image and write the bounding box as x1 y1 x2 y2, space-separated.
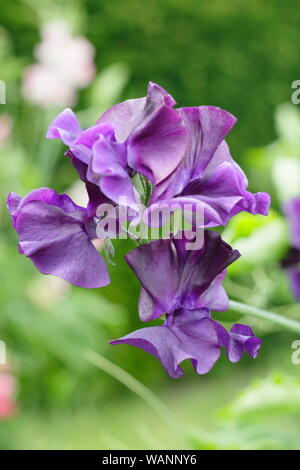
152 141 270 227
87 136 139 210
127 83 188 184
226 323 262 362
284 198 300 250
99 82 188 185
287 267 300 301
125 231 240 321
46 108 82 145
152 106 237 201
110 309 224 378
7 188 110 288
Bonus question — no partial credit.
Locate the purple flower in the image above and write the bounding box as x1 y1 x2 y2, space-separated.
148 106 271 227
47 82 270 229
46 82 188 211
282 198 300 301
284 198 300 250
7 188 109 288
110 232 261 378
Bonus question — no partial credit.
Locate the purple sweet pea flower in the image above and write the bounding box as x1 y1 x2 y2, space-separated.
148 106 271 227
110 232 261 378
46 82 188 211
7 188 110 288
282 198 300 301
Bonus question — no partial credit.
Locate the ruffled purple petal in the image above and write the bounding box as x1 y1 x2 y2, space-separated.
111 311 261 378
87 136 139 209
46 108 82 145
151 142 270 227
151 106 237 201
192 141 270 224
99 82 188 185
7 188 110 288
7 192 21 228
70 122 115 166
98 97 146 141
151 109 270 227
180 106 237 181
283 198 300 250
198 271 229 311
110 309 224 378
226 323 262 362
125 231 240 321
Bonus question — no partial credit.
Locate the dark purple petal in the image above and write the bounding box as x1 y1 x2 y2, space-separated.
151 107 270 227
87 136 139 209
151 106 237 201
283 198 300 250
281 248 300 268
99 82 188 185
190 141 270 223
226 323 262 362
7 188 110 288
110 309 225 378
125 231 240 321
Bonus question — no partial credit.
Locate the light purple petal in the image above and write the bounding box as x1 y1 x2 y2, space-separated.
46 108 82 145
226 323 262 362
64 150 115 220
7 188 110 288
70 122 115 165
198 271 229 311
87 136 139 209
99 97 146 141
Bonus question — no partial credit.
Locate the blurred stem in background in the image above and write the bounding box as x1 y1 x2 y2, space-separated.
229 300 300 334
85 349 178 428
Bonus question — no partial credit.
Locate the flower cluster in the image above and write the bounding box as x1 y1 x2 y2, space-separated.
7 82 271 377
282 198 300 301
111 232 261 378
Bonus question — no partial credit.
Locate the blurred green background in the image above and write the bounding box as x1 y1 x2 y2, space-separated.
1 0 300 450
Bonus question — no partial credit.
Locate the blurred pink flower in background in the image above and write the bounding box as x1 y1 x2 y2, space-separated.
0 114 12 147
0 372 17 419
22 20 96 108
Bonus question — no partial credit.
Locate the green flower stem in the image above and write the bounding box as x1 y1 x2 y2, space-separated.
85 349 179 430
229 300 300 334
